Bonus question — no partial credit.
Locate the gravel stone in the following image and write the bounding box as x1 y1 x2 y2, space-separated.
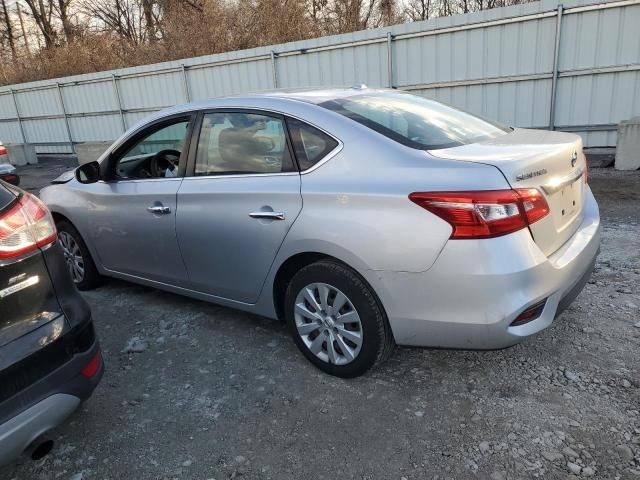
542 450 564 462
563 447 580 459
567 462 582 475
615 445 634 461
123 337 148 353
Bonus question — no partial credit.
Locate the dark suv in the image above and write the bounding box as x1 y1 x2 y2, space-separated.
0 181 102 465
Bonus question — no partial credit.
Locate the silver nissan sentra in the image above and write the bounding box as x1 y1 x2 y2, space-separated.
40 87 601 377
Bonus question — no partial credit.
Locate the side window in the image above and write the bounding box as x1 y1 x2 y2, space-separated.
286 118 339 171
194 112 295 176
114 119 190 179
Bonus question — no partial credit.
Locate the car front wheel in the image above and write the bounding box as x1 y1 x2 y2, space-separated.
284 260 394 378
56 220 102 290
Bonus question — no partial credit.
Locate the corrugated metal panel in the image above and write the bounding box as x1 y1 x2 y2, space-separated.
0 122 23 143
69 115 123 142
0 0 637 149
118 71 186 110
277 43 388 88
15 88 61 117
555 71 640 127
22 118 68 143
0 93 17 120
62 81 118 114
189 59 273 100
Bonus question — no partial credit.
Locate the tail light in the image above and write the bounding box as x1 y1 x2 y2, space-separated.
0 192 57 259
81 351 103 379
1 174 18 184
409 189 550 239
0 147 6 156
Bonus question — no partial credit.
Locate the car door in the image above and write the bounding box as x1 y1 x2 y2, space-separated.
85 114 194 284
176 110 302 303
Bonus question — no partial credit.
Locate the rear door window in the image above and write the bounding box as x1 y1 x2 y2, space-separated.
194 112 295 176
286 118 339 170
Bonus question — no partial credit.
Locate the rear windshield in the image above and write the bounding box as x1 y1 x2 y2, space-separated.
320 91 510 150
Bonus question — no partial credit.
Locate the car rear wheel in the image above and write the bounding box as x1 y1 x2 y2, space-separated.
56 220 102 290
284 260 394 378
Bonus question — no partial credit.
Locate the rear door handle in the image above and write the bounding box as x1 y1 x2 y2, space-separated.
147 205 171 214
249 211 285 220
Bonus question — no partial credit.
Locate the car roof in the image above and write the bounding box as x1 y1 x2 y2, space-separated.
150 86 388 119
247 86 385 104
122 86 393 140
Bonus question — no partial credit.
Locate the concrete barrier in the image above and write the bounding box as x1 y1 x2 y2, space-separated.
616 118 640 171
75 142 111 165
6 144 37 166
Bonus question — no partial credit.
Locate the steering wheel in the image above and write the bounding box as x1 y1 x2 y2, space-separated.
150 149 181 178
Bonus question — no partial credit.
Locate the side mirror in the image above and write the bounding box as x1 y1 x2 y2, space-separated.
75 161 101 184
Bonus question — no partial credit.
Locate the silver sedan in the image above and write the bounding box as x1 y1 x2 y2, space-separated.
41 88 601 377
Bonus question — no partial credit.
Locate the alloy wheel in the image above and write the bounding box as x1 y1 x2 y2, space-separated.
294 282 363 365
59 231 85 283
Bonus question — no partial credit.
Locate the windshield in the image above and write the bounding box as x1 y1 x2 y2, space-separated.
320 91 510 150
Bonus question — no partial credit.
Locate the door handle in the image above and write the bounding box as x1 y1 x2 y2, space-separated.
249 211 285 220
147 205 171 214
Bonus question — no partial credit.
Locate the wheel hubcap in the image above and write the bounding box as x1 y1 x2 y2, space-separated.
294 282 363 366
58 231 85 283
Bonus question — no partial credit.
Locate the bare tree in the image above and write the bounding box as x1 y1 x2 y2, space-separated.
16 3 32 55
56 0 77 41
0 0 17 59
22 0 59 48
83 0 145 43
405 0 432 21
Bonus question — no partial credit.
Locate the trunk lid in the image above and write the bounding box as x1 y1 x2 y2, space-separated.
429 128 587 256
0 185 63 351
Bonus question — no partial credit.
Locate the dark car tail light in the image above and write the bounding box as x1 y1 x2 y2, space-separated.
81 351 103 379
0 192 57 259
1 174 18 185
0 145 7 156
409 189 549 239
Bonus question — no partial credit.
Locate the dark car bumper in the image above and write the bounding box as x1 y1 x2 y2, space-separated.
0 321 103 466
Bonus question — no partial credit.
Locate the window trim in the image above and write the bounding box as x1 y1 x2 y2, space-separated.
185 108 298 179
105 112 196 182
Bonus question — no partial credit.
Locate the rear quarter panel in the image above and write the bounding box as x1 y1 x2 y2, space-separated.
281 117 512 274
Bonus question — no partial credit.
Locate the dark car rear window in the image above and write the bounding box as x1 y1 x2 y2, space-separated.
320 91 510 150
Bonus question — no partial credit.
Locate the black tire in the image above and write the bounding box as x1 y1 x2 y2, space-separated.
56 219 103 291
284 260 395 378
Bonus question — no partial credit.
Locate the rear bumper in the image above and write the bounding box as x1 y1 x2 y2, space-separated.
365 187 601 349
0 327 103 466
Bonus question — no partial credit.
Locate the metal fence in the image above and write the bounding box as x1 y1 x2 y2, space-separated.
0 0 639 153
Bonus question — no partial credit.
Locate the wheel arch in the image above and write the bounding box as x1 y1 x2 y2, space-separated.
51 211 103 274
271 251 390 332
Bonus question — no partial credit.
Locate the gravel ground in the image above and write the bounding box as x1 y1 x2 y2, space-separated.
2 158 639 480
